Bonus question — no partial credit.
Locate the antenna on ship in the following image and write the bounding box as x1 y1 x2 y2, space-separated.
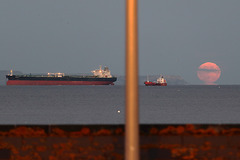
147 75 149 82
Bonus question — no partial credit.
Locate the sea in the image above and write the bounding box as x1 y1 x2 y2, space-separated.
0 85 239 125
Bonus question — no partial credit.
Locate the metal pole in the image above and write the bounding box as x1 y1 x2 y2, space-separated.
125 0 139 159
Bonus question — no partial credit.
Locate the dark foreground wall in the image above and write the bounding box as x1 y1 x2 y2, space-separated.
0 124 240 160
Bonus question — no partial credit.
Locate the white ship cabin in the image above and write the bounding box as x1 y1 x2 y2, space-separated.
47 72 65 77
91 66 112 78
157 75 167 83
10 70 13 76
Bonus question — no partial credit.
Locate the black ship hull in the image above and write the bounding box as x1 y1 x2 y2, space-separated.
6 75 117 85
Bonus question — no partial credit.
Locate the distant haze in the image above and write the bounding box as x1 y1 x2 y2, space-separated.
0 0 240 84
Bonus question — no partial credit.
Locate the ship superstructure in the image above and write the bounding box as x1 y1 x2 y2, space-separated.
91 66 112 78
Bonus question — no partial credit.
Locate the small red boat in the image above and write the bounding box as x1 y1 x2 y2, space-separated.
144 75 167 86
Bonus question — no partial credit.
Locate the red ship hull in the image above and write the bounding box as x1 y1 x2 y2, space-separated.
7 80 114 85
144 81 167 86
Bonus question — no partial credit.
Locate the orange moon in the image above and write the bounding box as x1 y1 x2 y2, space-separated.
197 62 221 85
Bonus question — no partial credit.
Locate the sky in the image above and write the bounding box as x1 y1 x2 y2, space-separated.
0 0 240 84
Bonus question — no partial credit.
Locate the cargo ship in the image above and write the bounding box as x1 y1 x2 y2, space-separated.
6 66 117 85
144 75 167 86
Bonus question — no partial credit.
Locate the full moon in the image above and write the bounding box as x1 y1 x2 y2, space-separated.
197 62 221 85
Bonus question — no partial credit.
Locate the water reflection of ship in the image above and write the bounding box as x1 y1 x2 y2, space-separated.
144 75 167 86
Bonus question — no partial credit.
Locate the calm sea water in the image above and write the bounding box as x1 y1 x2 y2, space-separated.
0 85 239 124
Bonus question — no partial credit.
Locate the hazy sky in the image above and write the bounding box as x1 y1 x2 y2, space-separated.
1 0 240 84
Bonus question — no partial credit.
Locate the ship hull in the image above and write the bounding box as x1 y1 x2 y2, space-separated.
144 81 167 86
6 66 117 86
6 75 117 86
7 80 115 85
